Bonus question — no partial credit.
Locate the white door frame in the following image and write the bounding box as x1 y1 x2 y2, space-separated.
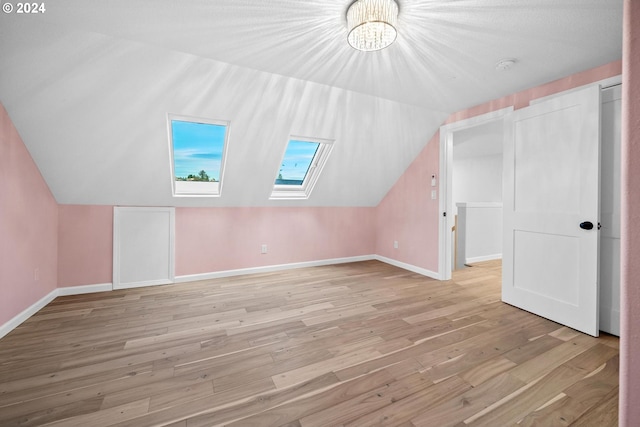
438 107 513 280
437 75 622 282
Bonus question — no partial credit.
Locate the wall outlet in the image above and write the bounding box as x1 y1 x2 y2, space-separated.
394 240 399 249
34 267 39 281
261 244 268 254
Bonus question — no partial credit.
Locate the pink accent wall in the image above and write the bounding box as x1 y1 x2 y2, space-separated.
175 207 376 276
620 1 640 425
0 103 58 326
376 133 440 272
57 205 113 287
376 61 622 274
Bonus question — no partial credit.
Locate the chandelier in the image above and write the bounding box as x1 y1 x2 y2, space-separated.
346 0 399 52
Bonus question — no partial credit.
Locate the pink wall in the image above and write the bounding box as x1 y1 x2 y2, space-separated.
175 207 376 276
54 206 375 286
376 61 622 274
57 205 113 287
620 1 640 425
376 134 440 272
0 103 58 326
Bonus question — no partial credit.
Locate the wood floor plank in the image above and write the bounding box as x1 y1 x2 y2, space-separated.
571 385 619 426
41 398 150 427
272 348 383 389
342 375 473 427
0 343 200 395
458 356 518 387
176 373 341 427
410 372 525 427
0 363 156 408
516 356 619 426
0 367 172 422
0 260 619 426
2 396 104 427
298 370 432 427
464 343 619 426
226 368 398 427
508 334 598 383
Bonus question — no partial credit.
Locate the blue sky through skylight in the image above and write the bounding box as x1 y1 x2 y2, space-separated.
277 140 320 185
172 120 226 181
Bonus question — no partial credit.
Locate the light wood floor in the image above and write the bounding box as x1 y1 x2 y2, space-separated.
0 260 618 426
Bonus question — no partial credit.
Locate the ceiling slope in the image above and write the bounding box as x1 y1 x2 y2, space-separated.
0 0 622 207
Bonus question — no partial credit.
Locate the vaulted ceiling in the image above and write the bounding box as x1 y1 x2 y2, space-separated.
0 0 623 207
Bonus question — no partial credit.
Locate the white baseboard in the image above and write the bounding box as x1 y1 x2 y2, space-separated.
0 289 57 340
113 279 172 290
175 255 376 283
58 283 112 296
373 255 441 280
465 254 502 264
176 254 441 284
1 255 441 340
1 283 113 340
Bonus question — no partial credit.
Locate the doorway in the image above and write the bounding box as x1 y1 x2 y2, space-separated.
438 107 512 281
450 120 504 271
438 81 621 336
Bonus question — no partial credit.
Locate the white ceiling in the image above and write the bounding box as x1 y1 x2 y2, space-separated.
0 0 623 207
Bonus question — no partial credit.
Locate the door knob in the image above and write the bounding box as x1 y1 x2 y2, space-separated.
580 221 594 230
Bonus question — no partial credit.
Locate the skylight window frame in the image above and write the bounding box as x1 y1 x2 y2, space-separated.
167 113 230 198
270 136 334 200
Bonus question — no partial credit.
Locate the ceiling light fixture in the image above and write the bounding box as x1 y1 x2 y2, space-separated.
347 0 399 52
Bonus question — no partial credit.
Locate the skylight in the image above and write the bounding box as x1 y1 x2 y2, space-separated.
167 114 229 197
270 136 333 200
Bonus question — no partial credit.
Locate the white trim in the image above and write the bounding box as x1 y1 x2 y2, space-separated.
270 136 334 200
58 283 113 296
529 75 622 106
0 289 58 340
1 255 440 340
175 255 441 283
0 283 115 339
438 107 514 281
465 254 502 264
114 279 173 290
175 255 375 283
374 255 440 280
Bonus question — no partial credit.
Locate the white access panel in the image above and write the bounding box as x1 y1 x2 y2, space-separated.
113 207 175 290
502 84 601 337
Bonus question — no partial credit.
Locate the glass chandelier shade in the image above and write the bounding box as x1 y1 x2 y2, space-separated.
347 0 399 52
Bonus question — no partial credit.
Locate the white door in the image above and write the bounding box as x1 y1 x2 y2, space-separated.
113 207 175 290
502 85 601 336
